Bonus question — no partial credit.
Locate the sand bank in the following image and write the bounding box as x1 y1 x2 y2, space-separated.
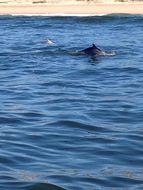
0 3 142 15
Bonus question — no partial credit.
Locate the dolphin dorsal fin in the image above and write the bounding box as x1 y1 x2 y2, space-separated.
92 43 96 47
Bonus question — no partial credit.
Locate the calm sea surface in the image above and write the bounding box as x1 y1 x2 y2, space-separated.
0 14 143 190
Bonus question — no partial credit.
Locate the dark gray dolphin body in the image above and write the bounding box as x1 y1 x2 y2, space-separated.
81 43 105 56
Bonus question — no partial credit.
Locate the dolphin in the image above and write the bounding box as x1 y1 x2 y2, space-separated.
45 39 115 56
81 43 105 56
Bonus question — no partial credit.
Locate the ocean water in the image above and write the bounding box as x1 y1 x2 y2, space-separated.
0 14 143 190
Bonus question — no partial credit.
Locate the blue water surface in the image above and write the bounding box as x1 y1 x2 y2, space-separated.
0 14 143 190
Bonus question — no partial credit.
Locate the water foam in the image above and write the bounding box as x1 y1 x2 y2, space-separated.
10 13 107 17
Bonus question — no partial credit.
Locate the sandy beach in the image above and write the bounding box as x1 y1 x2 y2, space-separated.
0 3 142 15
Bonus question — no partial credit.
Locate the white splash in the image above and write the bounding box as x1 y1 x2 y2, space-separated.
46 39 55 45
10 13 107 17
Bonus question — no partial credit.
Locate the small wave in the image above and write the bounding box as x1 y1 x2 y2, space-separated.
27 183 66 190
0 13 142 18
8 13 108 17
49 120 115 134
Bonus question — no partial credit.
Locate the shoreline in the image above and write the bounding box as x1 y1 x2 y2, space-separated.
0 4 143 15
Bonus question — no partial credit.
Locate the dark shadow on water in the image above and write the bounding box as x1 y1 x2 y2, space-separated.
89 56 101 64
27 183 66 190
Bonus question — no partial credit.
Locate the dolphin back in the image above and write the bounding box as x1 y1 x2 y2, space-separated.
82 44 103 56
